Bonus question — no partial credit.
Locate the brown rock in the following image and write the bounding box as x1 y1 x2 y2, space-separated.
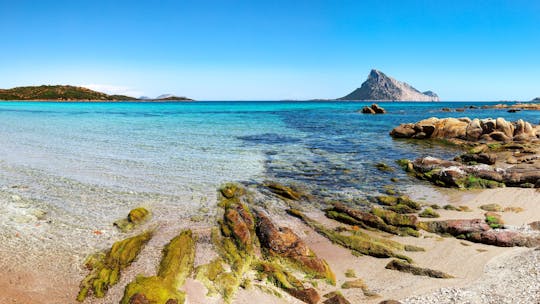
361 106 376 114
379 301 403 304
254 210 335 283
529 221 540 231
371 103 386 114
324 294 351 304
419 219 491 235
288 288 321 304
129 293 150 304
468 230 539 247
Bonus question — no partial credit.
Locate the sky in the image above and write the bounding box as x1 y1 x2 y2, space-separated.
0 0 539 101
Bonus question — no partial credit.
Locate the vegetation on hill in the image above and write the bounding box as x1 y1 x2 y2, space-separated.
0 85 138 101
154 95 193 101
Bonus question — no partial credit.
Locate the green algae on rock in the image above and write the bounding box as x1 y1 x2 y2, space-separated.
419 207 440 218
327 203 419 237
196 184 257 303
77 230 153 302
255 261 321 304
484 212 504 229
286 209 414 262
114 207 151 232
385 259 453 278
479 203 503 212
121 230 196 304
263 180 307 201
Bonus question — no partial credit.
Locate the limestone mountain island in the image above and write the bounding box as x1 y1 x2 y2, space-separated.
338 69 440 101
0 85 193 101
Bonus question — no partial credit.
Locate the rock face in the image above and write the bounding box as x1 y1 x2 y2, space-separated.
390 117 540 142
338 70 439 101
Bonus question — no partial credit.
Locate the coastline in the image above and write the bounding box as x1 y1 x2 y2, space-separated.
1 185 538 303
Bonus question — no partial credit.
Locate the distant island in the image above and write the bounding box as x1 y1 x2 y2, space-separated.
0 85 193 101
338 69 440 101
533 97 540 102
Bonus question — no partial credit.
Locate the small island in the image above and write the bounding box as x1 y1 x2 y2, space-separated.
0 85 193 101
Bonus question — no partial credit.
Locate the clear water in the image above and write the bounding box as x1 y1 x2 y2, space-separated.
0 101 538 197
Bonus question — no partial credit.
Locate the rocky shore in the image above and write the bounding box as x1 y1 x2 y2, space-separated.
1 115 539 304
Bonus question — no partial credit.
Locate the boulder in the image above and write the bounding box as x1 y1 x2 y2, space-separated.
254 210 335 283
390 117 539 142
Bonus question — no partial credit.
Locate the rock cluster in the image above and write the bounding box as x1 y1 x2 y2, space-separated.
390 117 540 142
404 156 540 188
361 103 386 114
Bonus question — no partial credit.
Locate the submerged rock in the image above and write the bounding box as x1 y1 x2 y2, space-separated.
114 207 151 232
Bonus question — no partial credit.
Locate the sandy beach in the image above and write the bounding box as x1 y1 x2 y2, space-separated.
1 182 538 304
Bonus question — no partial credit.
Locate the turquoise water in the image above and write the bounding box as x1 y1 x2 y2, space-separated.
0 101 538 198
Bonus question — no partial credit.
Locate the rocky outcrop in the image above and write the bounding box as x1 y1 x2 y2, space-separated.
390 117 540 142
418 219 539 247
404 156 540 188
254 210 335 284
486 103 540 110
361 103 386 114
338 70 439 101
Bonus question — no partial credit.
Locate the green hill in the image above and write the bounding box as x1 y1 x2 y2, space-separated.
0 85 138 101
154 96 193 101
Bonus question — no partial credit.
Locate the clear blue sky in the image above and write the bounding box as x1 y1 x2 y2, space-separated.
1 0 539 100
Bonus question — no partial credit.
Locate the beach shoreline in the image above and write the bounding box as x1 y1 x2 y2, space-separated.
1 185 538 304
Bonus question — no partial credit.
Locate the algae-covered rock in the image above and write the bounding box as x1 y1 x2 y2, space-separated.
254 209 335 285
375 195 421 212
263 181 306 201
375 162 394 172
385 260 453 278
370 207 418 228
328 203 419 237
220 183 245 199
419 207 440 218
255 261 320 304
480 204 503 212
485 212 504 229
121 230 196 304
77 231 153 301
114 207 151 232
341 278 378 296
196 186 257 303
287 209 414 262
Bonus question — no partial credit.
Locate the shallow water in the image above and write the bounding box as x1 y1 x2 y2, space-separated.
1 101 538 196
